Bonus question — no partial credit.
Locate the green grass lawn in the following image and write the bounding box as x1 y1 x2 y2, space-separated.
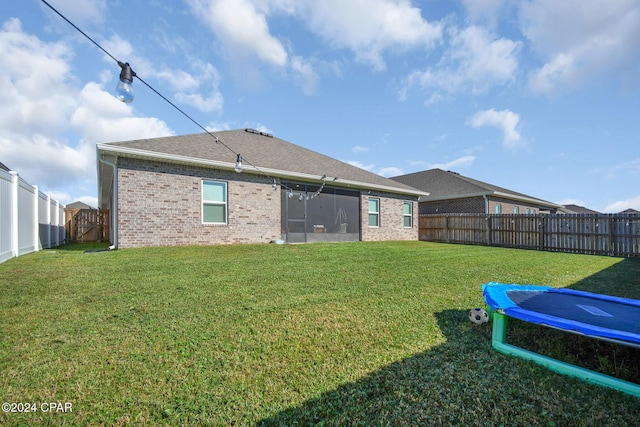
1 241 639 426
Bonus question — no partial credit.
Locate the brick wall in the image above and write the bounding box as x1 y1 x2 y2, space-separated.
116 158 280 248
361 193 418 241
487 196 539 214
419 197 485 214
420 196 541 215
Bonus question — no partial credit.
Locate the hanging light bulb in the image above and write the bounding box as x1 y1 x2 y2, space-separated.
116 61 135 103
272 178 277 190
234 154 243 173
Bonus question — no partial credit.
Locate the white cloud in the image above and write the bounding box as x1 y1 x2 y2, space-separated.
429 155 476 170
0 133 94 188
299 0 442 71
377 166 403 177
352 145 369 153
402 25 521 100
291 56 319 95
185 0 442 77
519 0 640 94
468 108 522 147
41 0 106 28
606 158 640 179
102 35 224 113
185 0 288 67
172 60 224 112
70 82 174 144
0 18 76 134
0 18 173 196
462 0 506 28
604 196 640 213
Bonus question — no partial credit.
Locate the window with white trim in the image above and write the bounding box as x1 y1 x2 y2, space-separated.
368 198 380 227
403 202 412 228
514 206 519 214
202 180 227 224
495 203 502 214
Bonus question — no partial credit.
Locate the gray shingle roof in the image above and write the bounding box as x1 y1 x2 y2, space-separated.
98 129 424 196
66 201 97 210
559 204 600 214
391 168 560 208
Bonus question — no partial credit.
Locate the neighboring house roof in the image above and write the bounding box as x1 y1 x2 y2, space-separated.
0 161 10 172
559 204 600 214
97 129 427 207
619 208 640 214
65 201 96 210
391 168 561 210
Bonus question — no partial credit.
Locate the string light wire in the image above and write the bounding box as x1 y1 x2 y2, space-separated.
39 0 327 193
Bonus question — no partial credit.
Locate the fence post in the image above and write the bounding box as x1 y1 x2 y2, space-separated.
33 184 39 252
10 171 18 258
539 216 544 251
609 215 615 256
445 215 450 243
53 199 60 247
45 194 51 249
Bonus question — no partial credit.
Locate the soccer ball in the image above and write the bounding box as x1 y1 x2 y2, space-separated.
469 307 489 324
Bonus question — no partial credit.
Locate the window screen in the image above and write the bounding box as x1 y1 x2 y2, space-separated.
203 181 227 224
368 198 380 227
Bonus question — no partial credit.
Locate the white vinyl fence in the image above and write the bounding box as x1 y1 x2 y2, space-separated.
0 169 65 263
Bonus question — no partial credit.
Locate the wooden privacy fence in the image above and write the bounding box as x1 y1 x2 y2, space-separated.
66 209 110 243
419 214 640 257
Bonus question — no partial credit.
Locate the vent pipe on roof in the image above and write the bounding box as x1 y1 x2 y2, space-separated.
244 128 273 138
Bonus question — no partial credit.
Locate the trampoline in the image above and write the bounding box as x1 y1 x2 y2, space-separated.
482 282 640 397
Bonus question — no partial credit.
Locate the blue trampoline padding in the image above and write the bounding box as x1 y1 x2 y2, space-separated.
483 282 640 345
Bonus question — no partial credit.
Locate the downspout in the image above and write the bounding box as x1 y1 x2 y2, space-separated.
99 155 118 249
483 194 489 214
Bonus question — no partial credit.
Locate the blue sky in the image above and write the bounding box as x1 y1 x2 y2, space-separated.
1 0 639 212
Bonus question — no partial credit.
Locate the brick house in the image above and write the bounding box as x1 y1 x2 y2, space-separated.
97 129 427 248
391 169 560 215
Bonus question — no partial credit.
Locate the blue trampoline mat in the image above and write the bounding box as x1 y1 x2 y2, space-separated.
483 282 640 345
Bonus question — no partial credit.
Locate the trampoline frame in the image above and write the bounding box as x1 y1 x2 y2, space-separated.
483 283 640 398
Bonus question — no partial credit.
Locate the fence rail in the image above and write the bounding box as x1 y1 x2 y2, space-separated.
419 213 640 257
0 169 65 263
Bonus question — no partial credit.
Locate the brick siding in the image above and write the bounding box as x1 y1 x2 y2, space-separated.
117 158 280 248
419 197 485 214
420 196 540 215
115 158 418 248
487 196 539 214
361 193 418 241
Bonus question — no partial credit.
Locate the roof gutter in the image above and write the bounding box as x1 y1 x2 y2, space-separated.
96 144 429 198
98 153 118 249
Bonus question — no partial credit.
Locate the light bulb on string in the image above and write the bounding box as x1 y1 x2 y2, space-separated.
116 61 135 103
235 154 243 173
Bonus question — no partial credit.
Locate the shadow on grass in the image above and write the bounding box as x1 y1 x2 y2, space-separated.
505 257 640 387
258 309 640 426
54 242 112 252
567 257 640 300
